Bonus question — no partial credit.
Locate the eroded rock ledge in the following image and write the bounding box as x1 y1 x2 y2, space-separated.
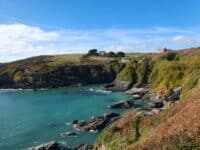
27 141 68 150
71 113 120 132
27 141 93 150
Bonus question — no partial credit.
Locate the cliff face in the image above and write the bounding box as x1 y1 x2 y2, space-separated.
0 64 119 89
0 55 123 89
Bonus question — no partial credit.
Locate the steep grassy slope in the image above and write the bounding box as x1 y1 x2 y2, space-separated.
149 54 200 96
95 48 200 149
95 91 200 150
116 48 200 96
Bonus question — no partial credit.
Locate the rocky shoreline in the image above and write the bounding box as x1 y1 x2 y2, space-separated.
104 84 182 126
25 84 181 150
71 113 120 132
27 141 93 150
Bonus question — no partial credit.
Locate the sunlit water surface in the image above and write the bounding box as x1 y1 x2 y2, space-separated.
0 85 135 150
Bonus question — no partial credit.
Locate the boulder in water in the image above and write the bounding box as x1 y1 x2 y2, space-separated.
125 87 148 96
60 132 77 137
107 99 134 109
71 120 78 124
27 141 69 150
73 144 93 150
71 113 120 131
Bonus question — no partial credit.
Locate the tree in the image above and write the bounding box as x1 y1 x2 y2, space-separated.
88 49 98 56
116 51 125 57
106 51 116 57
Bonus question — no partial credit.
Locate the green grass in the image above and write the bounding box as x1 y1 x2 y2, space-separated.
135 62 151 87
117 51 200 95
148 55 200 95
95 50 200 150
116 58 137 83
47 54 83 66
181 68 200 98
0 54 119 74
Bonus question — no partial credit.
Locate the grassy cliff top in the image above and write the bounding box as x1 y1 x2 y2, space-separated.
0 54 119 74
1 47 200 86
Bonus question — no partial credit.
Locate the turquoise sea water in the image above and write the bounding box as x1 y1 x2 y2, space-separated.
0 85 131 150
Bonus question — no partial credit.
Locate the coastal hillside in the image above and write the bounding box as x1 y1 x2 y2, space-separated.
95 47 200 149
95 91 200 149
1 0 199 149
0 47 200 149
111 47 200 96
0 54 124 89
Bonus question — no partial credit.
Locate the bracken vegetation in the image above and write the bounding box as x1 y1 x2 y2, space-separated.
95 48 200 150
96 92 200 150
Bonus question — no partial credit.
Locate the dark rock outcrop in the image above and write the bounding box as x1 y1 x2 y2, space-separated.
153 101 164 108
0 64 117 89
125 87 148 95
27 142 93 150
141 87 181 110
141 91 164 103
107 99 134 109
60 132 77 137
71 113 120 131
167 87 181 101
142 87 181 104
27 141 69 150
74 144 93 150
104 80 131 91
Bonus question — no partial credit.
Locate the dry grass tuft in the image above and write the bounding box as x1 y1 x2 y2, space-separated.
137 93 200 149
96 92 200 150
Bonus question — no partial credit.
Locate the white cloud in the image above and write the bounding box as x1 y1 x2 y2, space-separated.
172 35 200 44
0 23 200 62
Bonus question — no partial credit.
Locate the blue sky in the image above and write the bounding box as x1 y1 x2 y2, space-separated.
0 0 200 62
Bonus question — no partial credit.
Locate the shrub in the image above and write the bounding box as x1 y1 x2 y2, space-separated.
116 52 125 57
13 71 24 83
161 52 179 61
106 51 116 57
134 116 143 141
87 49 98 56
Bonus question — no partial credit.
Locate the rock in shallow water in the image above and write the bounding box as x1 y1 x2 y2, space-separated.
107 99 134 109
27 142 93 150
73 144 93 150
71 113 120 131
27 141 69 150
60 131 77 137
125 87 148 96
